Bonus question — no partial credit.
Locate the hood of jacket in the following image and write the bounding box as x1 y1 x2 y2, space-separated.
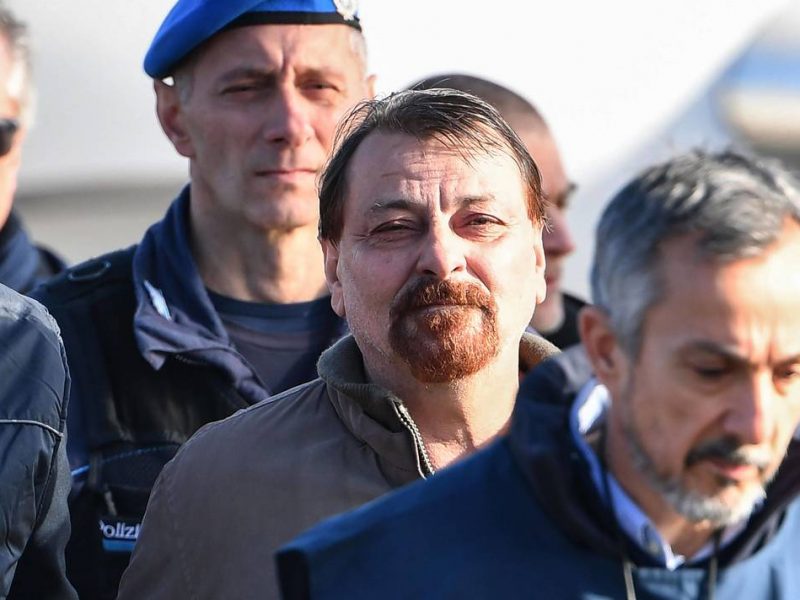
132 186 268 402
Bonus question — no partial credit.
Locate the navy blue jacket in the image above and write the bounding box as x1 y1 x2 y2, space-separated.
0 284 76 599
0 211 66 294
277 350 800 599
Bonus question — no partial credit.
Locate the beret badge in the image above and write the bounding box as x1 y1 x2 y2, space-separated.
333 0 358 21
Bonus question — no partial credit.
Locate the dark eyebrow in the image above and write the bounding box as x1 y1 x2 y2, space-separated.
548 182 578 208
216 67 277 86
686 341 748 362
459 194 498 207
368 199 419 214
297 66 347 80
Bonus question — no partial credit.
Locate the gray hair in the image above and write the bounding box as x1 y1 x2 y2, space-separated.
0 5 32 126
318 88 545 242
591 149 800 356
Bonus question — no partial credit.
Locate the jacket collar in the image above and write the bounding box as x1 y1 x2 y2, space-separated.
132 186 267 402
318 332 560 486
0 211 43 293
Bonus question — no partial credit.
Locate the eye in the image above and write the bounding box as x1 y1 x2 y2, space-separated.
302 80 341 99
221 82 262 95
775 364 800 383
688 359 731 381
306 81 336 90
362 219 423 246
466 215 498 226
459 213 506 238
693 366 729 379
553 183 578 210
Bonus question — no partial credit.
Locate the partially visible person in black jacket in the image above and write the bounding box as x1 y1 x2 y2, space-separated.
0 6 65 293
0 283 75 599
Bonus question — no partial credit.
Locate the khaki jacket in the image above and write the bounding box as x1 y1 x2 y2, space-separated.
116 333 557 599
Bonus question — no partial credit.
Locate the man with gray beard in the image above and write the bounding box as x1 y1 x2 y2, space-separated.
116 88 558 599
278 149 800 600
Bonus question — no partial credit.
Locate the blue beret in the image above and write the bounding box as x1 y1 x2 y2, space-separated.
144 0 361 79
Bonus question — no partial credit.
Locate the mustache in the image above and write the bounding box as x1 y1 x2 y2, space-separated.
685 437 772 471
390 278 494 317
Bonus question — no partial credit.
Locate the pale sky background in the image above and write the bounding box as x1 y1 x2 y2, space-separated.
7 0 798 296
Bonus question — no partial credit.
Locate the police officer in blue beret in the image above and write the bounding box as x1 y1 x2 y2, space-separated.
33 1 374 598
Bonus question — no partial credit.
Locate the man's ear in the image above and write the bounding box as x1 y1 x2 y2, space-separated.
532 232 547 305
321 238 345 317
579 305 627 389
154 80 195 158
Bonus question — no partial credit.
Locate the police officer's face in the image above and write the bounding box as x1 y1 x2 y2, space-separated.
166 24 372 232
516 127 575 335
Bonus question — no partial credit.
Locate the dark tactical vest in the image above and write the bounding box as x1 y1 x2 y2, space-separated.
35 247 253 600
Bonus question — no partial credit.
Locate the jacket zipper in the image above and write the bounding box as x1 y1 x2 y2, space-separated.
393 401 435 478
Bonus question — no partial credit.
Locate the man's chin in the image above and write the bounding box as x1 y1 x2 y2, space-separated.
390 321 499 384
658 472 767 527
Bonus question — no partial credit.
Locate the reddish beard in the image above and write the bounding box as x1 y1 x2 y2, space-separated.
389 278 499 383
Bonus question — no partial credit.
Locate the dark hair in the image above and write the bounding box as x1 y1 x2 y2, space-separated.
408 73 546 130
592 149 800 356
318 88 544 242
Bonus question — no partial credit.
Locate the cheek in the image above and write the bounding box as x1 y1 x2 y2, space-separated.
628 379 709 469
316 111 349 151
338 260 383 322
488 247 540 308
775 400 800 452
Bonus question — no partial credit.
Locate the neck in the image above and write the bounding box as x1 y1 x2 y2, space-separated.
368 342 521 471
189 198 328 304
605 416 719 557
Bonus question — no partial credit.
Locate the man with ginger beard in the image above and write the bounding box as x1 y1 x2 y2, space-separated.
116 89 558 599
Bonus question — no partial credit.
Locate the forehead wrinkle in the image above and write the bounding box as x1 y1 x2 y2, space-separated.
216 66 277 83
368 198 422 214
368 194 499 215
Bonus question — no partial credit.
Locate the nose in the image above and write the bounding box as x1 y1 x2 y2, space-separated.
416 222 467 280
543 207 576 258
263 86 314 147
724 373 777 446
